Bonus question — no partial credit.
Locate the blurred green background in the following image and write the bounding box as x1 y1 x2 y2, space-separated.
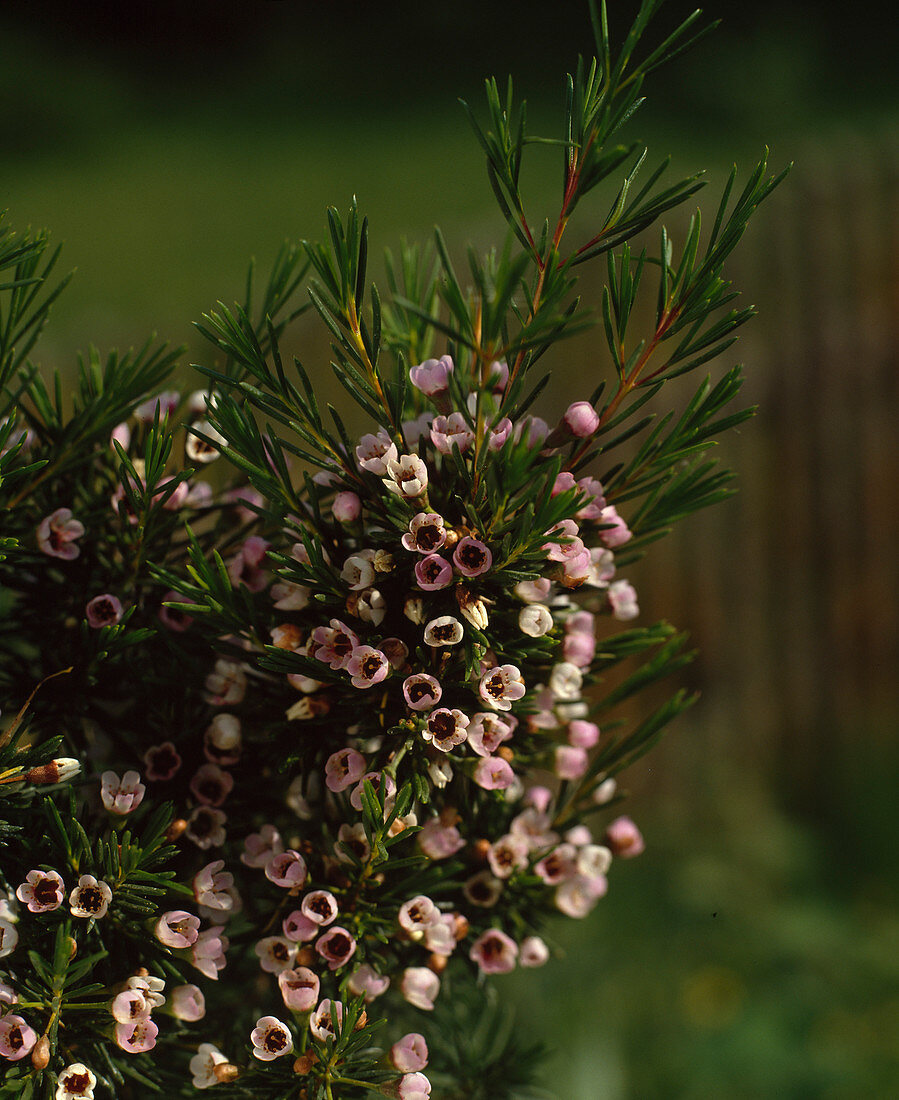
3 2 898 1096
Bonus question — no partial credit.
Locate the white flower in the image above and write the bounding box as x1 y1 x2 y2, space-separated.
55 1063 97 1099
341 550 376 591
69 876 112 920
548 662 583 700
423 616 463 647
251 1015 293 1061
185 420 226 463
518 603 553 637
384 454 429 498
190 1043 228 1088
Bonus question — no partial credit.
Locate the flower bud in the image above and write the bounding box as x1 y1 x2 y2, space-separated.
30 1035 50 1070
24 758 80 785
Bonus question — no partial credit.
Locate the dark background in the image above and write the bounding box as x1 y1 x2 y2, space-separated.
3 3 897 1096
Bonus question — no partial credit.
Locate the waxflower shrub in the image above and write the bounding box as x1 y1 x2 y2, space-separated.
0 2 786 1098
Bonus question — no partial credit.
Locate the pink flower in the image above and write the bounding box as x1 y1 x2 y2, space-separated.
598 505 632 547
347 964 390 1001
332 491 361 522
520 935 550 967
189 1043 228 1089
398 1073 432 1100
515 577 552 602
575 476 606 520
463 871 503 907
398 895 438 939
415 554 453 591
279 967 320 1012
488 416 513 450
265 850 308 889
552 471 577 496
487 834 529 879
401 967 440 1011
568 720 600 748
100 770 146 816
452 536 492 577
430 412 474 454
136 390 180 422
283 909 318 942
315 926 357 970
36 508 84 560
158 594 193 633
563 630 595 667
341 550 376 591
251 1016 293 1061
346 645 390 689
563 400 599 437
186 806 226 849
241 825 283 868
189 764 234 807
115 1017 158 1053
607 579 639 620
324 748 366 793
423 615 463 647
422 708 470 752
143 741 182 781
111 987 151 1025
69 875 112 919
473 756 515 790
469 928 518 974
402 513 446 553
300 890 339 926
518 603 553 637
418 816 465 860
403 673 442 711
311 619 360 670
255 936 296 974
555 873 608 917
170 984 205 1021
0 918 17 958
15 869 64 913
534 844 576 885
478 664 525 711
85 594 123 628
350 770 396 812
467 712 515 757
410 354 454 395
226 535 269 591
515 415 549 448
192 928 229 979
192 861 234 911
155 910 200 949
310 999 345 1042
392 1033 429 1073
385 454 429 498
356 430 398 476
0 1014 37 1061
605 815 645 858
555 745 588 780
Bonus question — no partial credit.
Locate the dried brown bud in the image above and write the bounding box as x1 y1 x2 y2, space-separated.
164 819 188 842
24 758 80 785
498 746 515 763
213 1063 240 1083
427 953 448 975
473 838 491 863
30 1036 50 1070
294 947 315 967
453 913 471 941
354 1009 368 1030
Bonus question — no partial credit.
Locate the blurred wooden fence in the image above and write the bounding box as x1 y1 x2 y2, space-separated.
628 146 899 812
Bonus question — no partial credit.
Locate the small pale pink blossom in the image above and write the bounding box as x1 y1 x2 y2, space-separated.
85 594 123 628
555 744 588 780
403 673 442 711
473 756 515 790
0 1014 37 1061
607 579 639 620
311 619 360 670
189 764 234 807
402 512 446 553
193 861 234 911
415 553 453 590
265 850 308 889
55 1062 97 1098
115 1017 158 1053
255 936 295 974
332 491 361 522
279 966 320 1011
423 708 470 752
250 1015 293 1061
155 910 200 949
563 400 599 437
324 748 366 793
423 615 464 647
36 508 84 560
203 714 242 766
469 928 518 974
192 928 229 979
430 412 474 454
347 964 390 1001
170 984 205 1021
410 354 454 395
143 741 182 781
401 967 440 1011
605 815 645 858
189 1043 227 1088
356 430 398 476
315 925 357 970
346 645 389 689
392 1033 429 1073
15 870 64 913
478 664 525 711
385 453 429 498
452 536 492 577
300 890 339 927
186 806 226 849
520 935 550 967
310 998 345 1041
